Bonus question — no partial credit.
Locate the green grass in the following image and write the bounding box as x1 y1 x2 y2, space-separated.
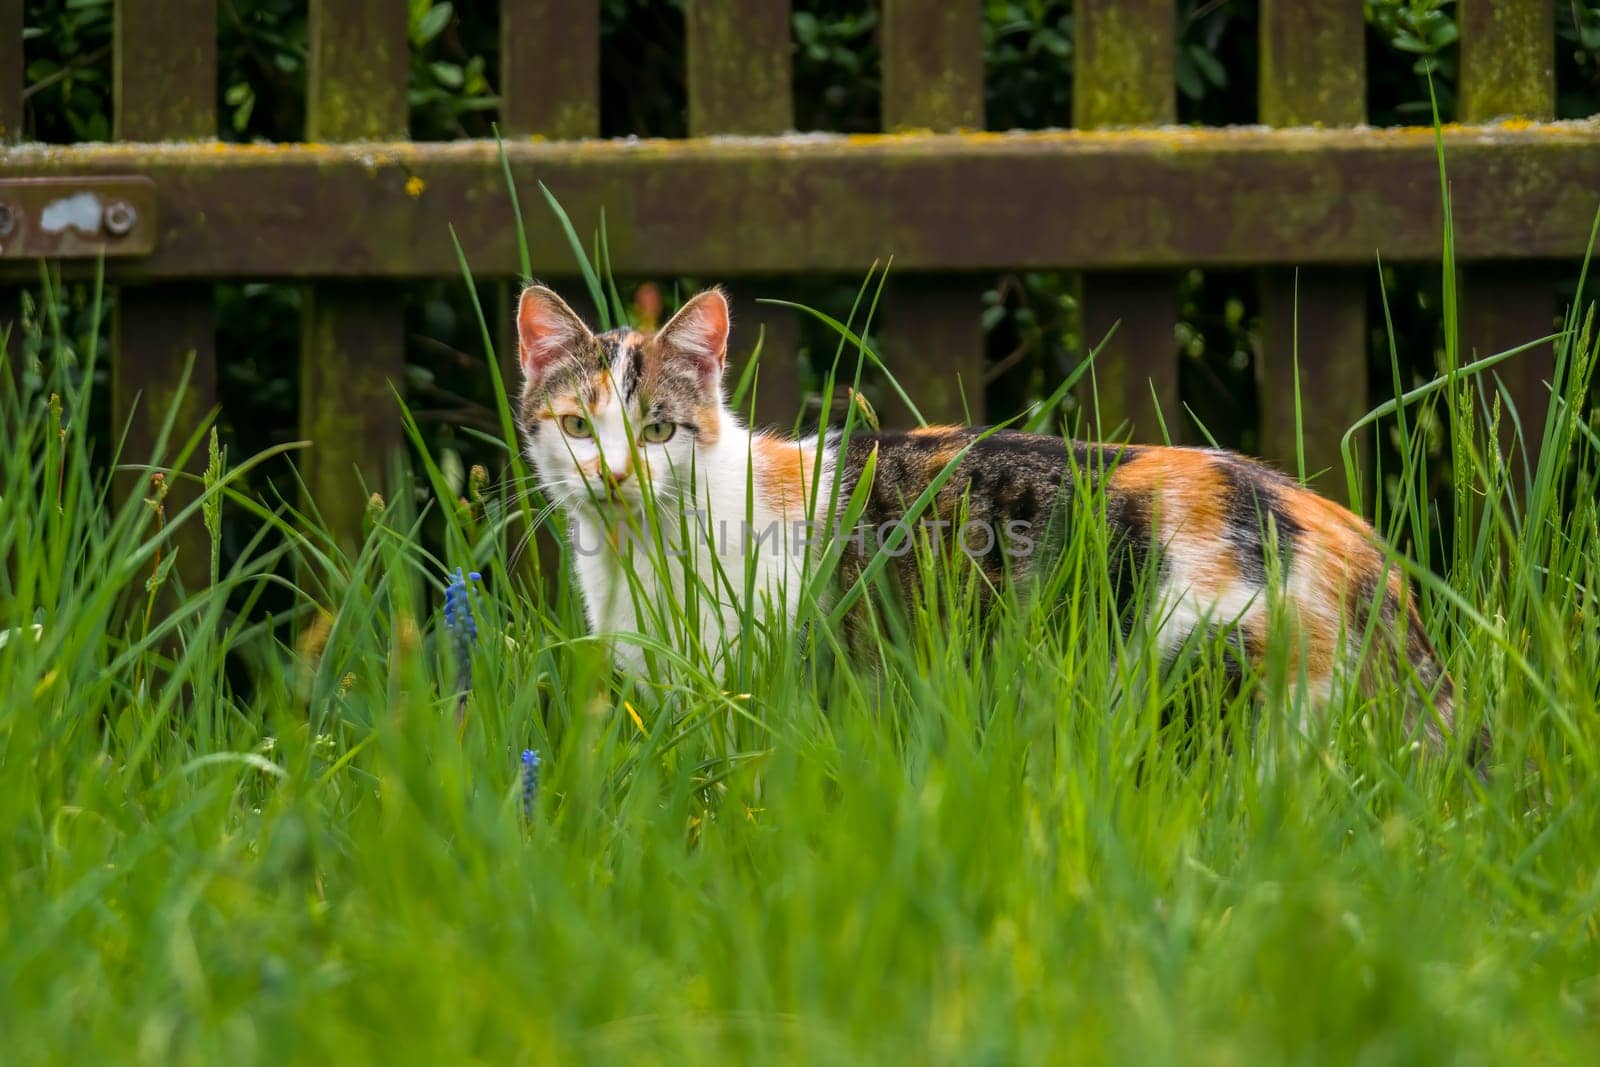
4 172 1600 1063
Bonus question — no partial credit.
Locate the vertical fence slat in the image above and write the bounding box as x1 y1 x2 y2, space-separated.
502 1 600 140
879 0 985 427
1074 0 1176 439
1259 2 1365 127
1079 273 1177 439
1460 267 1558 463
303 1 408 549
1459 0 1554 123
112 282 219 479
1257 1 1367 500
307 0 408 141
1258 269 1366 490
112 1 217 592
879 274 986 426
1074 0 1174 129
301 285 406 544
114 1 215 140
1 0 22 142
881 0 983 131
1460 0 1557 468
685 3 804 430
498 0 600 580
686 2 793 136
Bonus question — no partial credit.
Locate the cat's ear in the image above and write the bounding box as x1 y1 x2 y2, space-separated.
654 287 730 384
517 285 593 382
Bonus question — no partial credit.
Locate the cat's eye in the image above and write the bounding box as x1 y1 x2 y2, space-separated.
558 414 593 438
640 421 676 444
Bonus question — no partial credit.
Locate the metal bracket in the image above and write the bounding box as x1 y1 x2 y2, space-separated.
0 177 158 260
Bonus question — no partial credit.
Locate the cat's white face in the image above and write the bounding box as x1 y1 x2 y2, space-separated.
515 287 729 521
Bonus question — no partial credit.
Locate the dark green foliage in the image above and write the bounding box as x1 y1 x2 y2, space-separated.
599 0 687 137
793 2 880 132
1558 2 1600 119
983 1 1073 130
20 0 113 142
1365 0 1460 124
218 0 307 141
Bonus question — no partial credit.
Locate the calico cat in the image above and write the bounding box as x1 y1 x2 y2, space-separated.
515 284 1474 756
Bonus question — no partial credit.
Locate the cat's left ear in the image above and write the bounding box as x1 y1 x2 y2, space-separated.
517 284 593 383
654 287 730 384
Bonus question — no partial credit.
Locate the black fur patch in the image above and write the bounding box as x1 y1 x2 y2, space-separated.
832 428 1147 609
1217 459 1301 586
1105 487 1155 634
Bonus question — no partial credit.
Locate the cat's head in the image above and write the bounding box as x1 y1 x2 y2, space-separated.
515 283 731 516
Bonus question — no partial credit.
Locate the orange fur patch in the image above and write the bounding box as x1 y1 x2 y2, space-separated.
695 404 721 447
1281 485 1388 683
586 370 613 410
1106 447 1212 502
540 398 586 420
1108 450 1239 588
751 433 815 518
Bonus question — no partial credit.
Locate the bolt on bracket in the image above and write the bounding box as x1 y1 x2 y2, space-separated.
0 177 157 260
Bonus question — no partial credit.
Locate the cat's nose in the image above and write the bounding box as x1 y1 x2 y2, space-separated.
599 462 631 491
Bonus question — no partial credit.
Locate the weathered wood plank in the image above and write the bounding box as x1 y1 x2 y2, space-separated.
1459 0 1557 471
303 1 409 548
1075 0 1176 440
1258 270 1367 494
1079 272 1178 440
111 288 217 465
501 0 600 139
1074 0 1175 128
686 1 793 136
111 1 218 592
308 0 408 141
879 273 986 427
111 284 217 591
879 0 987 425
113 0 215 140
0 0 22 143
5 130 1600 279
1459 0 1554 122
1257 1 1367 502
1460 265 1558 462
682 6 802 429
1259 0 1365 127
497 1 601 586
299 285 407 549
882 0 983 131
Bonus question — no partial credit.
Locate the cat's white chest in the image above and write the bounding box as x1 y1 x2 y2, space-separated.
565 487 811 675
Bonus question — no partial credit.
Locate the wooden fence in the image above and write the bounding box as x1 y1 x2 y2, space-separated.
0 1 1592 574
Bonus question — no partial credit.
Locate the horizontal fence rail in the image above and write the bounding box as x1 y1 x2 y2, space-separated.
0 0 1592 555
2 127 1597 280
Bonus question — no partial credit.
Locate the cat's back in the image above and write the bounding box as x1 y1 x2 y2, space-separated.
836 425 1396 615
830 425 1461 745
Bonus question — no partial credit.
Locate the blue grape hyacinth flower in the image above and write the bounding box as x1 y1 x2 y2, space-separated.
443 568 481 724
520 749 541 819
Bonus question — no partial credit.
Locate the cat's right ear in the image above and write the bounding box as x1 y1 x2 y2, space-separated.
517 285 592 383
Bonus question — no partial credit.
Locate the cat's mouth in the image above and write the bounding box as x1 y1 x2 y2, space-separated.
583 493 645 525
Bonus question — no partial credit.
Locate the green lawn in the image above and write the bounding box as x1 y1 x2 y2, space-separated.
3 204 1600 1062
